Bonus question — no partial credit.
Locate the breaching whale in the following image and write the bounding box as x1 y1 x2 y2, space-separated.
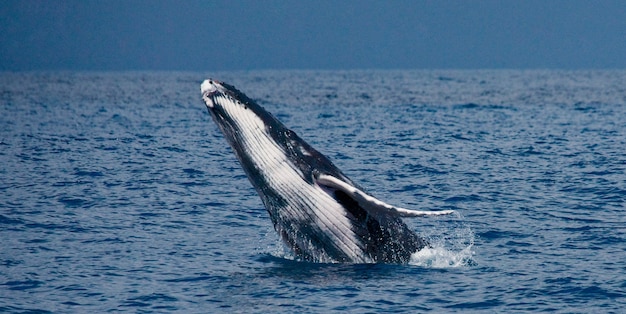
201 79 454 263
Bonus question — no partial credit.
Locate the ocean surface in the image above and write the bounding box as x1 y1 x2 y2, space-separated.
1 70 625 313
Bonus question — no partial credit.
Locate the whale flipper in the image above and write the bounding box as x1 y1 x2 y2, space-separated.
315 174 455 218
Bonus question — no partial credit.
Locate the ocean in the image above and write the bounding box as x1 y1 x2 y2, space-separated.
1 70 625 312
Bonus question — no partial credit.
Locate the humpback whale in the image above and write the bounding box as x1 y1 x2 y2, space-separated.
201 79 454 263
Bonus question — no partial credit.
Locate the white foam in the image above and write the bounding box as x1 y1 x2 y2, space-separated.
409 244 475 268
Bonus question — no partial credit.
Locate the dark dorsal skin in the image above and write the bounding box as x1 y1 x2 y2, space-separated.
201 79 431 264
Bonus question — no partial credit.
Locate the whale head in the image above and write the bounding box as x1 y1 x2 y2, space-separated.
201 79 343 185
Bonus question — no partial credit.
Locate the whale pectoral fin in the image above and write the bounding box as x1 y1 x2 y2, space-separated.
315 174 456 218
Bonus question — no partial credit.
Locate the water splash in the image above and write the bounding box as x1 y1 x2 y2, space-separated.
409 243 475 268
262 221 476 267
410 219 476 268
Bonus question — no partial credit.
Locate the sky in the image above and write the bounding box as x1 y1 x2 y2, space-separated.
1 0 625 71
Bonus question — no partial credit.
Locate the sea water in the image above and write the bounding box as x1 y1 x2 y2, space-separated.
1 70 625 312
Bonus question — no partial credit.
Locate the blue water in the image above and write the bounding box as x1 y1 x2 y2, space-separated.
1 70 625 312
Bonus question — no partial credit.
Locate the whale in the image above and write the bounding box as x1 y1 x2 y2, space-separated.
201 79 454 263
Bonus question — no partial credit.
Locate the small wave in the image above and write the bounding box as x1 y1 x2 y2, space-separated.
265 240 297 262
